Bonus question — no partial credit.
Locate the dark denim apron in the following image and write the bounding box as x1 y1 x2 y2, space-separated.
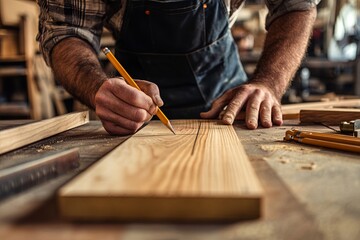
115 0 247 118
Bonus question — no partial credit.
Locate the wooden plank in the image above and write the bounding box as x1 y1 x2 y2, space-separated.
300 108 360 124
281 99 360 118
58 120 263 222
0 111 89 155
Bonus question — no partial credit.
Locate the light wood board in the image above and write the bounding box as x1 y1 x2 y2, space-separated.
58 120 263 222
0 111 89 155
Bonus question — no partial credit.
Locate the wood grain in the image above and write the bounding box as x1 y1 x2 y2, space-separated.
300 108 360 124
0 111 89 155
58 120 263 222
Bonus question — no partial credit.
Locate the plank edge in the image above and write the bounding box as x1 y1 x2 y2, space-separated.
58 195 263 222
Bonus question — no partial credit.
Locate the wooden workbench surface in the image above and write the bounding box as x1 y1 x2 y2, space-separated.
0 120 359 240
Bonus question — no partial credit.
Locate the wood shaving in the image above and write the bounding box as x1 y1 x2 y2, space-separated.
301 162 317 170
36 145 55 152
279 159 290 164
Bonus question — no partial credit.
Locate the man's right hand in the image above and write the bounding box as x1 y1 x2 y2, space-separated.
94 77 163 135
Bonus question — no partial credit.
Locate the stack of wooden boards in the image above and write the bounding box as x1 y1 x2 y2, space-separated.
58 120 264 222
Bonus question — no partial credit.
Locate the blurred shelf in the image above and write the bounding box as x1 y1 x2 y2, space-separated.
0 67 27 76
0 102 30 118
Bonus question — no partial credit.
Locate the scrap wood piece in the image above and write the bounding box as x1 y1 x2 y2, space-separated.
58 120 263 222
281 99 360 119
300 108 360 125
0 111 89 155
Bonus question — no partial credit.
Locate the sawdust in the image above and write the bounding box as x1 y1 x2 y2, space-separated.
259 144 316 153
300 162 317 170
36 145 55 152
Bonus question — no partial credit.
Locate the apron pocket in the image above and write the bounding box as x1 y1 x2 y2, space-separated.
187 31 247 103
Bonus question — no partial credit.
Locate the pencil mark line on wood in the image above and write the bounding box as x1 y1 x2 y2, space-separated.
191 122 202 156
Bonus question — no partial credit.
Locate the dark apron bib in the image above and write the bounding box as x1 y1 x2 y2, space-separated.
115 0 247 118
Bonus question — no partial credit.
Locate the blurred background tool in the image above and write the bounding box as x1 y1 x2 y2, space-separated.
340 119 360 136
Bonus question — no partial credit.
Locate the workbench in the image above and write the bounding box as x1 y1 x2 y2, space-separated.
0 120 359 240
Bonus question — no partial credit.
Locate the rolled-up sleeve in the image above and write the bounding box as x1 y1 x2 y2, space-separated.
265 0 320 29
36 0 107 65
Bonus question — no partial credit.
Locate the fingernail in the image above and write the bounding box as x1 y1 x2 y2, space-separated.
263 121 272 128
248 120 257 129
154 95 163 106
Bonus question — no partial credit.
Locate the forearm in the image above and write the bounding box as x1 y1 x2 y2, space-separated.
51 37 107 109
251 8 317 99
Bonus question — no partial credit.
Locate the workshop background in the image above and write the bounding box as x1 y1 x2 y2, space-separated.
0 0 359 120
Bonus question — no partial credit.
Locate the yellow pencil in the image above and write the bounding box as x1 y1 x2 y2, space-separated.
102 47 176 134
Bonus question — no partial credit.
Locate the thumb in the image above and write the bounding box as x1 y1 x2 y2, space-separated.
200 100 228 119
201 90 234 119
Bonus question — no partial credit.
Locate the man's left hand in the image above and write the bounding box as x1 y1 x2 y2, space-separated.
200 83 283 129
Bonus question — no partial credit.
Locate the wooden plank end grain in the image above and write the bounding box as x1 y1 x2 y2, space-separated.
0 111 89 155
58 120 263 222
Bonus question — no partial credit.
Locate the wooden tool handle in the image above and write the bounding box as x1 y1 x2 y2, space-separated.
294 136 360 153
293 130 360 146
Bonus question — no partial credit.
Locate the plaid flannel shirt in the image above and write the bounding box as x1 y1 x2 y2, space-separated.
37 0 320 65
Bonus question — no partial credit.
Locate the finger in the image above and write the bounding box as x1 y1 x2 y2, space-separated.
200 92 233 119
101 120 140 135
96 88 152 122
218 108 226 119
136 80 164 107
272 105 283 126
259 101 272 128
222 91 249 125
245 90 264 129
96 106 144 132
109 79 157 115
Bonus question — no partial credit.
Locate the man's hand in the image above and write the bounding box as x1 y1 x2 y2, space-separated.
94 78 163 135
201 8 317 129
200 83 283 129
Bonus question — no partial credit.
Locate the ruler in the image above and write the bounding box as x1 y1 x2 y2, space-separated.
0 148 80 200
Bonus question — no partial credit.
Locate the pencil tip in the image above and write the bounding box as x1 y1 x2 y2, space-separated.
168 123 176 135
